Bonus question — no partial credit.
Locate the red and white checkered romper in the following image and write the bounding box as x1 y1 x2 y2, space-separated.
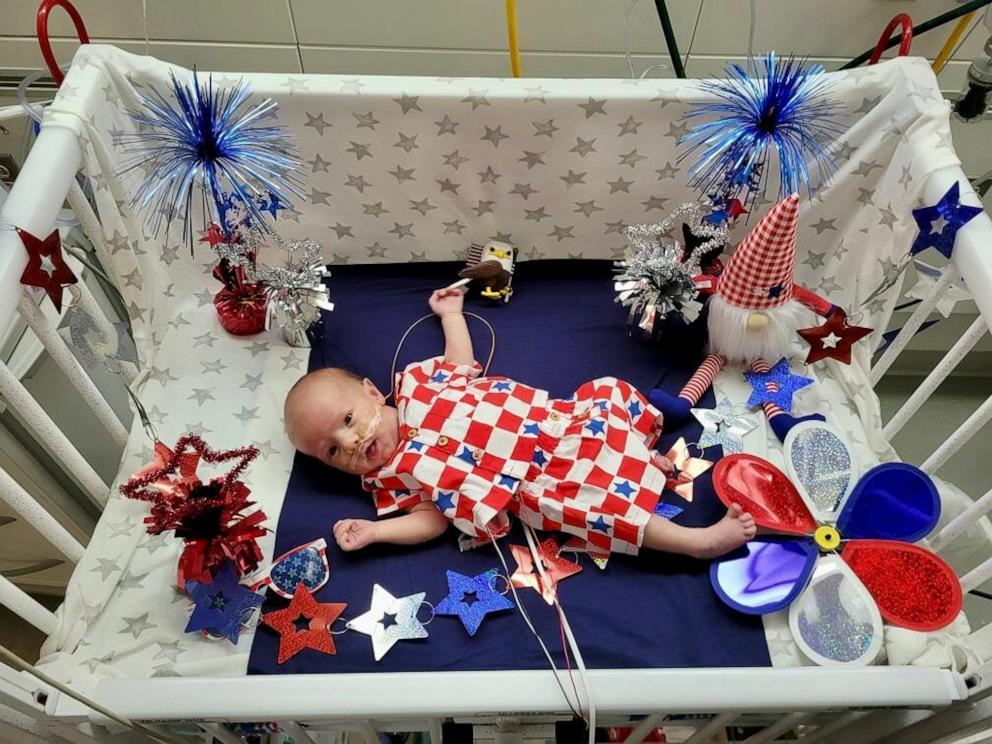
362 357 667 555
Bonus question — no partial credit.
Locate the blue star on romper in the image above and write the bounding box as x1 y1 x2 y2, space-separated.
457 447 478 466
628 400 642 418
435 491 456 512
743 357 813 411
596 400 609 411
434 568 515 636
408 441 425 451
430 371 449 383
532 449 548 466
589 515 610 533
584 418 606 436
498 475 518 490
911 182 982 258
492 381 513 392
522 423 540 436
613 480 636 498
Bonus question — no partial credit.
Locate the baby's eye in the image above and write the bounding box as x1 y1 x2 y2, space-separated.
345 412 353 426
329 445 338 458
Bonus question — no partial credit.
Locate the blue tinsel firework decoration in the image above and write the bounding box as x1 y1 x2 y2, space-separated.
120 70 302 247
679 53 842 208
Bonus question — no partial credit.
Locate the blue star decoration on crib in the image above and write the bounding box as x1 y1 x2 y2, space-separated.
743 358 813 411
347 584 430 660
910 182 982 259
184 562 264 644
434 568 514 635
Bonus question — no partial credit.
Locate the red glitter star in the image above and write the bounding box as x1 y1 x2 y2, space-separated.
17 228 77 312
797 310 873 365
727 199 747 220
261 583 347 663
509 538 582 605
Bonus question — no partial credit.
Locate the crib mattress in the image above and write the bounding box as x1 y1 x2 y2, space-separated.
248 260 770 674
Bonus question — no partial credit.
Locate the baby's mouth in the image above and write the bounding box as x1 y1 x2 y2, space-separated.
365 439 378 461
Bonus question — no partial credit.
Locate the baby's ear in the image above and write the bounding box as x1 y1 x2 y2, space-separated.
362 377 385 404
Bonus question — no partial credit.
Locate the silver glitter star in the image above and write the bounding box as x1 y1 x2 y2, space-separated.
691 396 758 454
347 584 429 661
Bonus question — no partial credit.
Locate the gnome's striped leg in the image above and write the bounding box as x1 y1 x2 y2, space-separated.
678 354 726 406
749 358 786 420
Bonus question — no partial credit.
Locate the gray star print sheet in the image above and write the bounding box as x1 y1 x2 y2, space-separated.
32 44 991 682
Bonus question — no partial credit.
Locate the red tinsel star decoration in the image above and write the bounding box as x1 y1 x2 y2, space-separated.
509 538 582 605
120 435 266 586
261 582 347 663
797 309 873 365
17 228 78 312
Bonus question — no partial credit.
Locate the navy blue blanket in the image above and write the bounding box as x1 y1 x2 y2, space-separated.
248 261 769 674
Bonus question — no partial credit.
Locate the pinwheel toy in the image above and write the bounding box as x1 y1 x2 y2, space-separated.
710 422 961 666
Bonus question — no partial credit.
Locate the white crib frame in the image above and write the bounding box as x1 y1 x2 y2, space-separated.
1 99 992 744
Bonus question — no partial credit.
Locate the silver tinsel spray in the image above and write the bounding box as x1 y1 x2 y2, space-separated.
240 229 334 347
614 202 728 336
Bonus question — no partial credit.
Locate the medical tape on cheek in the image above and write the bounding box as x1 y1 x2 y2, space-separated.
348 406 383 469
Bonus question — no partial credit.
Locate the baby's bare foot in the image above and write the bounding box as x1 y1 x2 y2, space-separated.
690 503 756 559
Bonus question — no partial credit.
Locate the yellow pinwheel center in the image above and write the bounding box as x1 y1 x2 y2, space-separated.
813 525 841 551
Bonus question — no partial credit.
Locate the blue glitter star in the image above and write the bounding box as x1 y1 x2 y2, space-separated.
589 515 610 533
628 400 642 418
911 182 982 258
498 475 518 490
185 562 263 644
614 480 636 498
435 491 455 512
522 423 540 436
492 381 513 392
532 450 548 466
262 192 285 218
431 371 449 383
584 419 606 436
434 568 514 635
457 447 478 466
743 358 813 411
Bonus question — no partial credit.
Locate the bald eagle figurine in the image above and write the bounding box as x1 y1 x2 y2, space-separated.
459 240 516 303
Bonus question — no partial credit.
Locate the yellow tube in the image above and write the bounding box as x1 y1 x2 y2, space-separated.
933 12 975 74
505 0 522 78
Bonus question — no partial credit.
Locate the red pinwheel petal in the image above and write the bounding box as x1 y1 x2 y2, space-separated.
842 539 962 632
712 454 816 535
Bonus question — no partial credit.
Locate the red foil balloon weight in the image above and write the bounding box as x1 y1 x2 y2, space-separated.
214 282 267 335
120 435 267 587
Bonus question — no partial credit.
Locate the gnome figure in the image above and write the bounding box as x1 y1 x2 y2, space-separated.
650 194 836 441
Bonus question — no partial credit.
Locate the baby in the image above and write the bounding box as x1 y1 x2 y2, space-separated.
285 287 756 559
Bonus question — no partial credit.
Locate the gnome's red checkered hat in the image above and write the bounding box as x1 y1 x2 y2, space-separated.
717 193 800 310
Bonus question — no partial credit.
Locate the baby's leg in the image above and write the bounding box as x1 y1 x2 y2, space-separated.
642 504 755 559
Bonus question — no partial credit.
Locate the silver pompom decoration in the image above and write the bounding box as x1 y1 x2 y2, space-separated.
244 230 333 347
614 202 728 337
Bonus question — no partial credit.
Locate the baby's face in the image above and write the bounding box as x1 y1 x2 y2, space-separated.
288 375 399 475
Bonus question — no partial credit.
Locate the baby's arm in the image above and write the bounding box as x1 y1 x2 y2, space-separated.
428 288 474 366
333 502 448 552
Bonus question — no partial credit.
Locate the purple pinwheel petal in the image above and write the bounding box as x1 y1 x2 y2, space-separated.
711 538 818 615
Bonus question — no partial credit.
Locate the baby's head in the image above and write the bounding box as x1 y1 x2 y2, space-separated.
284 368 399 475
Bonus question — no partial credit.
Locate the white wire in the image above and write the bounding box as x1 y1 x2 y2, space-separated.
623 0 639 78
747 0 758 66
284 0 306 73
522 524 596 744
486 526 585 721
141 0 150 56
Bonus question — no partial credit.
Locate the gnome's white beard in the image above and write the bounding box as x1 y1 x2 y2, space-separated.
707 295 814 364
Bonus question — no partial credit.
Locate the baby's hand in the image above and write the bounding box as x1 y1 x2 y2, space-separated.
429 287 464 317
333 518 378 551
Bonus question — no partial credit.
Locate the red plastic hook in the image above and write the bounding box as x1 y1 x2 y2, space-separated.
869 13 913 65
37 0 90 86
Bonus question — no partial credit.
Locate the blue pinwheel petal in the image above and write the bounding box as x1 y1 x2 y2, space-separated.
837 463 940 543
710 537 818 615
